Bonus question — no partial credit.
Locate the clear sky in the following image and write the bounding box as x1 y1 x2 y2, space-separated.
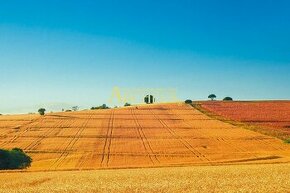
0 0 290 114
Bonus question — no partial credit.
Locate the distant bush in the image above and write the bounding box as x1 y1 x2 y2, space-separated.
38 108 46 115
72 106 79 111
65 110 72 112
223 97 233 101
284 138 290 144
124 103 131 107
91 104 110 110
184 99 192 104
0 148 32 170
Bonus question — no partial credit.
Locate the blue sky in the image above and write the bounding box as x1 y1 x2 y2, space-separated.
0 0 290 113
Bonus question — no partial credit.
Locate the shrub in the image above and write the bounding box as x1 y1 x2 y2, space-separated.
223 97 233 101
0 148 32 170
91 104 110 110
124 103 131 107
184 99 192 104
284 138 290 144
72 106 79 111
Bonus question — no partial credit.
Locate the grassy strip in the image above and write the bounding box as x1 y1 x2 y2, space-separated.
190 102 289 143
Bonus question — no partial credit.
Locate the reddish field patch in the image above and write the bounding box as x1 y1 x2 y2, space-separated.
200 101 290 139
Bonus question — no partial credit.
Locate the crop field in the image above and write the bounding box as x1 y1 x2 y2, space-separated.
200 101 290 139
0 103 289 171
0 163 289 193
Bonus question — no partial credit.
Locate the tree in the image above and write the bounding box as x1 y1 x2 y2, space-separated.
101 104 109 109
208 94 217 101
223 97 233 101
144 95 155 104
72 106 79 111
124 103 131 107
0 148 32 170
184 99 192 104
38 108 46 115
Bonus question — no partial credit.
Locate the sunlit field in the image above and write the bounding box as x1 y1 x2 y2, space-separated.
0 163 289 193
1 103 289 192
0 103 289 171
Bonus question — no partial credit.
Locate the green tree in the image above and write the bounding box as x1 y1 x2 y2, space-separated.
208 94 217 101
144 95 155 104
38 108 46 115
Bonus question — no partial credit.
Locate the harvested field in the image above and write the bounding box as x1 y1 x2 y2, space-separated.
200 101 290 139
0 103 289 171
0 163 289 193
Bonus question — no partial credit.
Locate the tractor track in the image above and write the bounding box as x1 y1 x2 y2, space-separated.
50 115 91 170
131 109 160 165
100 110 115 167
0 116 43 147
185 105 283 154
24 118 71 150
173 106 251 156
149 108 210 162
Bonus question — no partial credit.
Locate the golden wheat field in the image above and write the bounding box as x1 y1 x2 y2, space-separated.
0 163 289 193
0 103 289 171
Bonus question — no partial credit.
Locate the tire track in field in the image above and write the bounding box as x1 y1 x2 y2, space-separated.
176 105 260 160
131 109 159 165
56 116 91 169
24 118 71 150
148 107 210 162
255 138 286 151
50 115 91 170
175 106 250 157
185 104 281 153
51 117 90 169
73 116 95 169
172 106 250 155
100 110 115 167
0 117 43 147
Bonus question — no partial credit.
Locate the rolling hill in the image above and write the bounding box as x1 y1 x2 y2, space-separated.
0 103 289 171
